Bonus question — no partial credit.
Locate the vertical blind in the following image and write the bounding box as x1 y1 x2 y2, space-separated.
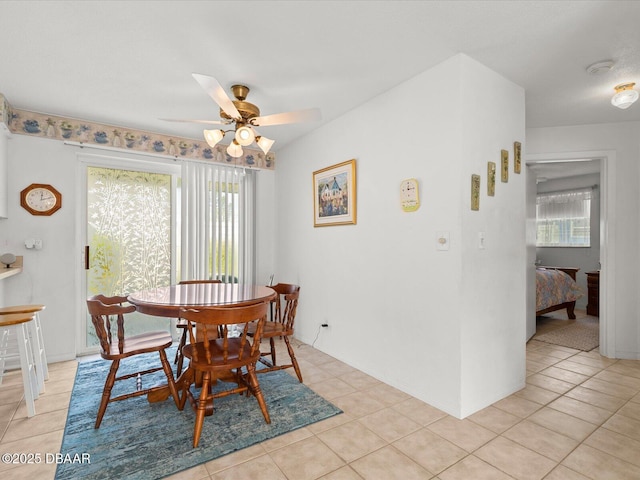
180 161 256 283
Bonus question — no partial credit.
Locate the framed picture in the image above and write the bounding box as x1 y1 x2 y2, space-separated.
313 159 357 227
501 149 509 183
514 141 522 174
471 174 480 211
487 162 496 196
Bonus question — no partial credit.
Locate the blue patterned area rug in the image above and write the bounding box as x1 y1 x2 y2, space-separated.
56 347 342 480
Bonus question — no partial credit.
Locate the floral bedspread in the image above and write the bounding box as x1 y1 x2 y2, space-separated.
536 268 583 311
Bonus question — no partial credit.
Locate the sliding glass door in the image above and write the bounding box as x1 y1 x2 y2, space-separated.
81 158 179 353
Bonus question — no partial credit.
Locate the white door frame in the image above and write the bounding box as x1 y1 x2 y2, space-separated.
525 149 615 358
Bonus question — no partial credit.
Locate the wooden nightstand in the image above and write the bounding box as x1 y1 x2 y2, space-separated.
586 271 600 317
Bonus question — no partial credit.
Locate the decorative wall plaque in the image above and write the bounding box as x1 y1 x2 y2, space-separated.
471 174 480 211
501 149 509 183
487 162 496 196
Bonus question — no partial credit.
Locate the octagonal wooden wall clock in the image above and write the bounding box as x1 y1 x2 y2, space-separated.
20 183 62 216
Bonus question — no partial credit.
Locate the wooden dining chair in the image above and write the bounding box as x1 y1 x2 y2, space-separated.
86 295 180 428
178 300 272 447
175 280 222 376
251 283 303 382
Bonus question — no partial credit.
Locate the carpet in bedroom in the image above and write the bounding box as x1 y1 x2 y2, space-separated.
533 313 599 351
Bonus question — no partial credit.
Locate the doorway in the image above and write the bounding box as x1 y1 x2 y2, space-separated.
526 150 613 357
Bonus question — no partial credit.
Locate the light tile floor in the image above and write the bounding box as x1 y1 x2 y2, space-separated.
1 312 640 479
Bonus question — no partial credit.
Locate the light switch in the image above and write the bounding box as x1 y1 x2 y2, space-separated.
436 231 450 251
478 232 485 249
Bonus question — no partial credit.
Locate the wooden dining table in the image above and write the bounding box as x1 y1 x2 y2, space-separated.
127 283 276 402
127 283 276 318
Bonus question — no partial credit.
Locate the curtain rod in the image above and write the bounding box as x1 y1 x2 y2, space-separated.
537 184 598 195
64 140 181 161
63 140 265 171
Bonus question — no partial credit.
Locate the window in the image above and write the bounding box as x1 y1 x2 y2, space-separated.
536 188 591 247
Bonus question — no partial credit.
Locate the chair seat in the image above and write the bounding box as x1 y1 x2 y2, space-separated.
0 304 46 315
264 321 293 336
248 321 291 337
183 339 259 371
0 313 34 327
104 331 173 358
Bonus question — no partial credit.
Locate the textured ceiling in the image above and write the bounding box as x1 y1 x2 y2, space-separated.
1 1 639 157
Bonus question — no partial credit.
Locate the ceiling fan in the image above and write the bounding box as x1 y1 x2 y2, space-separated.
163 73 321 157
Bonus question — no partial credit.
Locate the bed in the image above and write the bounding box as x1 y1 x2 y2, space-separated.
536 266 583 319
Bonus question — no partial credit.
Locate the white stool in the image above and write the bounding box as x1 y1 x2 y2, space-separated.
0 305 48 393
0 312 39 417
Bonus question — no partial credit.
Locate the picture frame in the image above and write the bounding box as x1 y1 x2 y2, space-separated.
487 162 496 196
514 141 522 174
313 159 357 227
501 149 509 183
471 174 480 211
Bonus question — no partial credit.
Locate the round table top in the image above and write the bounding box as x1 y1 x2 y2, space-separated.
128 283 275 317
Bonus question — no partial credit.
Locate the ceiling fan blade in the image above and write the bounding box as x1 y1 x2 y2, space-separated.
251 108 321 127
192 73 241 120
159 118 227 125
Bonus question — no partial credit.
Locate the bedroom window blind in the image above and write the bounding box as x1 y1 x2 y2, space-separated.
536 188 591 247
179 161 256 284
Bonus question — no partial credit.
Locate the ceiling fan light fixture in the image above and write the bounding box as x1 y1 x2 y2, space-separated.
611 82 639 110
256 135 275 154
174 74 320 157
235 125 255 146
227 139 244 158
203 129 225 147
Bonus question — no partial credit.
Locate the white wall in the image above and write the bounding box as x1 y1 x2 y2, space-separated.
275 54 526 417
0 134 278 363
535 173 601 309
1 136 77 362
458 57 527 416
527 122 640 359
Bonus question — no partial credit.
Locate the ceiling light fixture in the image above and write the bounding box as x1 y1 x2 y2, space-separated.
165 75 322 159
234 125 255 146
255 135 275 155
611 82 639 110
200 83 275 157
586 60 614 75
203 124 274 157
226 139 244 158
203 128 225 147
